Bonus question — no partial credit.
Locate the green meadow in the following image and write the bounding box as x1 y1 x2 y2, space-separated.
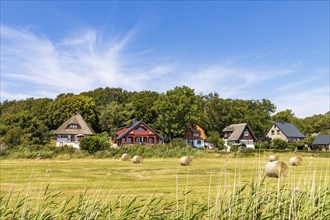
1 154 330 219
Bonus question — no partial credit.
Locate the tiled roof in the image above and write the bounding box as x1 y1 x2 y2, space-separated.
312 134 330 145
116 121 163 140
274 122 305 138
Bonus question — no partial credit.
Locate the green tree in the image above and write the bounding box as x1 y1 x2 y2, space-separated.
128 91 160 125
81 87 131 106
154 86 202 140
46 94 97 130
98 102 129 137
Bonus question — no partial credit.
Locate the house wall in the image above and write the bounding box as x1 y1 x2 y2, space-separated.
118 123 162 146
311 144 330 151
119 135 161 145
266 124 289 142
239 129 255 141
186 139 205 148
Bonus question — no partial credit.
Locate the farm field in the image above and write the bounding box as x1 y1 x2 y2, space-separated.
1 154 329 219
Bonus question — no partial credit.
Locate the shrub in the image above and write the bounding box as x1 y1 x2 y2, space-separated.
80 136 108 154
255 141 270 149
0 141 8 156
207 131 224 149
271 138 287 149
170 138 187 148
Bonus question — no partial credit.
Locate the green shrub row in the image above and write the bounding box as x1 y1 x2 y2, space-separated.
2 144 330 159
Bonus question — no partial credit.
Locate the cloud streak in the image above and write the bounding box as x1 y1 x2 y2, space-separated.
1 24 328 117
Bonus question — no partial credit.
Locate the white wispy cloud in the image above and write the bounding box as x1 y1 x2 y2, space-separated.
1 24 328 117
0 24 170 100
273 86 329 118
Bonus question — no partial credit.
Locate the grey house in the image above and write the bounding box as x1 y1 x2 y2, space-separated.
312 134 330 150
266 121 305 142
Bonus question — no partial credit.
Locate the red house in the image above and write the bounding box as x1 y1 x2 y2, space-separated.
116 121 163 146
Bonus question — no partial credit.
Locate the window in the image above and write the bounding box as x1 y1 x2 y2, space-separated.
197 140 202 145
136 137 141 143
243 129 249 137
127 137 133 143
271 130 275 135
121 138 126 143
193 132 200 137
68 124 79 129
224 133 227 138
58 135 68 139
277 130 280 135
148 137 154 143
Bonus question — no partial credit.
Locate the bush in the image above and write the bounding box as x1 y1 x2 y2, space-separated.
80 136 108 154
0 141 8 156
170 138 187 148
207 131 224 149
271 138 287 149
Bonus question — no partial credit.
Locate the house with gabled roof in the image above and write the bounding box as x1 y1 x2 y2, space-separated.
222 123 257 148
184 125 206 148
53 113 96 148
312 134 330 150
116 120 163 146
266 121 305 143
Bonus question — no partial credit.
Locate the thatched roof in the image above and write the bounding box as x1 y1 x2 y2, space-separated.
53 113 95 135
222 123 256 141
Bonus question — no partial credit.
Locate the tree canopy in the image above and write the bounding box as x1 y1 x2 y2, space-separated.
0 86 328 146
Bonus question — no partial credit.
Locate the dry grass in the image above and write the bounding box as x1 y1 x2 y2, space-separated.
1 154 330 219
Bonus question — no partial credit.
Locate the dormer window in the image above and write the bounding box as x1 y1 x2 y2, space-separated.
193 132 200 137
68 124 79 129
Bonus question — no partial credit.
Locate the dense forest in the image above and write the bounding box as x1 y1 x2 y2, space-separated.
1 86 329 147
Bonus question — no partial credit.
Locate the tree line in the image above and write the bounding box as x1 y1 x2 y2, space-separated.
1 86 329 147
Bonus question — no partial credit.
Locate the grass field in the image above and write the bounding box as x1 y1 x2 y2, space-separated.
1 153 330 219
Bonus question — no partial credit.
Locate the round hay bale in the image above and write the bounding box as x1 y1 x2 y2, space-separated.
180 156 192 166
289 156 303 166
121 153 131 161
132 155 143 164
269 155 278 162
265 161 289 178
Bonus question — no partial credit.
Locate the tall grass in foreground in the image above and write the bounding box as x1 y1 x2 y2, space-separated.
1 176 329 219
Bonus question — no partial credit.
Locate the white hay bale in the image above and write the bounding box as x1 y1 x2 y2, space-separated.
269 155 278 162
121 153 131 161
265 161 289 178
289 156 303 166
180 156 192 166
132 155 143 163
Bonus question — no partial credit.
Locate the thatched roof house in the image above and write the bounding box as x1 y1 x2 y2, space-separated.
53 113 95 148
184 125 206 148
222 123 256 148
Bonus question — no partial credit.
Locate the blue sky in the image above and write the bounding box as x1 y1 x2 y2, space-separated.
1 1 329 117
